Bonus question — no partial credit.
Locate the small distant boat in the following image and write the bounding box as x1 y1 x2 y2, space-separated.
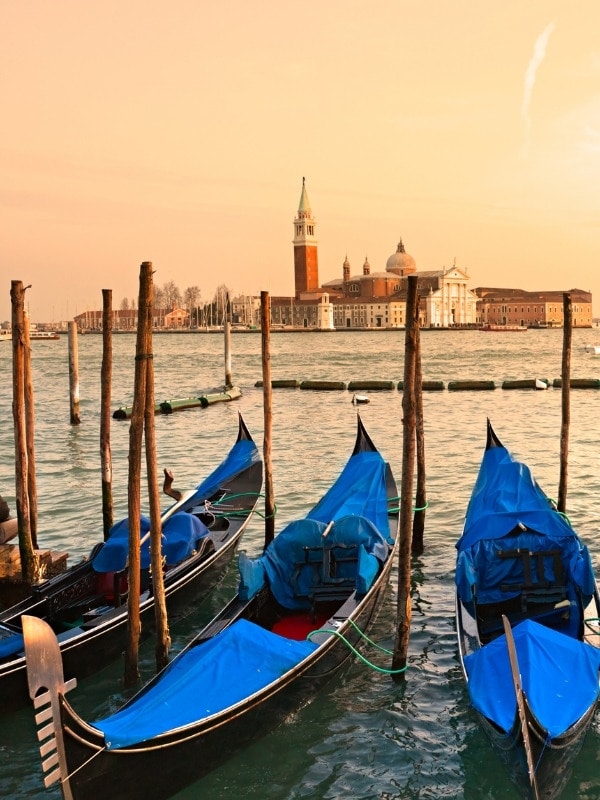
479 324 527 333
535 378 548 390
30 331 60 340
584 344 600 355
0 330 11 343
352 393 370 405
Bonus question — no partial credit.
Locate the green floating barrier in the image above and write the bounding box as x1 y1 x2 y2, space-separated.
552 378 600 389
347 380 395 391
502 379 549 390
113 386 241 419
398 380 445 391
448 380 496 391
254 379 301 388
299 380 347 391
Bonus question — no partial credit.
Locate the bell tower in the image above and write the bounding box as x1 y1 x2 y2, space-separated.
293 178 319 298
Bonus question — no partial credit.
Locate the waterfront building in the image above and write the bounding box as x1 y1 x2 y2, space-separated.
476 287 593 328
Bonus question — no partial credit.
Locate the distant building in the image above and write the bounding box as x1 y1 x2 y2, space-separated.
476 288 593 328
271 179 479 329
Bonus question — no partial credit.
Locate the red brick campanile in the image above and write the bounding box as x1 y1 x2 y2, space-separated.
293 178 319 298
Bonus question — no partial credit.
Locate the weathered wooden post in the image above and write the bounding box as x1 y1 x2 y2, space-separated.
68 320 81 425
11 281 36 583
23 309 38 549
261 291 275 549
101 289 114 540
224 319 232 389
392 274 419 676
558 292 572 513
124 263 151 687
412 322 426 555
143 268 171 672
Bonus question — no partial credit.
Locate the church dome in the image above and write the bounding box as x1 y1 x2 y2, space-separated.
386 239 416 276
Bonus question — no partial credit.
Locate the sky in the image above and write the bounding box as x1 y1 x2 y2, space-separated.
2 0 600 323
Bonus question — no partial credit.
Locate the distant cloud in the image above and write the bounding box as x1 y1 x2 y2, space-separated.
521 23 556 158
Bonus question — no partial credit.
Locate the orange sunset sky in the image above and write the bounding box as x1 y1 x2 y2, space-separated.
3 1 600 322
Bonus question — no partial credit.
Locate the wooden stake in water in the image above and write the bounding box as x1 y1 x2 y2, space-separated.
23 309 38 549
261 291 275 549
142 268 171 672
412 321 426 555
224 319 232 389
392 274 418 676
124 263 151 687
100 289 114 540
68 321 81 425
558 292 572 514
10 280 36 582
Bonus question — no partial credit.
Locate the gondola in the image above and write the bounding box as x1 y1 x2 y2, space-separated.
0 413 262 713
455 420 600 800
24 415 399 800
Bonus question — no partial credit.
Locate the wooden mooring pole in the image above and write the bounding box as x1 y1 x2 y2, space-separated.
68 320 81 425
124 264 150 687
261 291 275 549
143 269 171 672
392 274 419 676
23 309 38 549
412 321 426 556
100 289 114 540
224 320 232 389
10 281 36 582
558 292 572 513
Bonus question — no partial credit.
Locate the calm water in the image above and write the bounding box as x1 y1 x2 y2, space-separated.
1 328 600 799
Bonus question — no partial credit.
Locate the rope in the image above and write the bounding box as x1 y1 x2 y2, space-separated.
306 618 408 675
533 733 552 776
63 744 107 784
204 492 274 519
584 617 600 633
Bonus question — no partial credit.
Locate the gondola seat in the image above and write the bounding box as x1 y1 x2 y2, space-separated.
238 515 387 614
456 526 595 642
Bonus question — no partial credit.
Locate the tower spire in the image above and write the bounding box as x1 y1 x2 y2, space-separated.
293 178 319 298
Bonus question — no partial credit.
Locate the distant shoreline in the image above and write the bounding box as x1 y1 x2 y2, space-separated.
77 324 584 335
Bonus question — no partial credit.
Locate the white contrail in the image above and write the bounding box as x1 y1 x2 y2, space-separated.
521 23 555 157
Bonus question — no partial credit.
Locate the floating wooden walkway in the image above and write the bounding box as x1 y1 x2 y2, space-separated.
254 378 600 392
113 385 242 419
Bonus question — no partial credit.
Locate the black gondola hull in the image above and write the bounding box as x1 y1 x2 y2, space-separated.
55 565 391 800
1 417 262 713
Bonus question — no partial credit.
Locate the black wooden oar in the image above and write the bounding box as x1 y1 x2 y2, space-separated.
502 615 540 800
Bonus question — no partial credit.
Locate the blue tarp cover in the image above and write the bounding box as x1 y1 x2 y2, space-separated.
307 450 391 543
93 619 317 749
457 444 576 551
260 515 388 610
464 619 600 738
455 441 595 605
0 626 23 659
183 436 260 508
92 513 209 573
91 431 259 574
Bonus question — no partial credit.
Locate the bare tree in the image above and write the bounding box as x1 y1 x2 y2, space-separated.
213 284 231 325
184 286 201 327
154 286 165 310
120 297 130 311
162 281 182 311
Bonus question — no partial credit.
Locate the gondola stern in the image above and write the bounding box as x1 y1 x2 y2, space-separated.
353 413 378 456
236 411 253 444
23 615 77 800
486 418 504 451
